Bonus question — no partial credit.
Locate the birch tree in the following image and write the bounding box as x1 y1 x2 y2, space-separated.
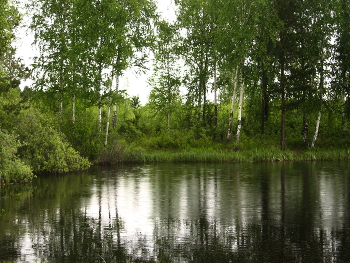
31 0 157 146
334 0 350 134
80 0 157 141
30 0 74 130
149 20 181 131
0 0 29 123
272 0 298 150
226 68 238 141
252 0 280 135
218 0 257 141
274 0 335 149
266 0 327 150
175 0 219 129
308 0 334 147
236 81 244 143
311 111 322 148
0 1 34 184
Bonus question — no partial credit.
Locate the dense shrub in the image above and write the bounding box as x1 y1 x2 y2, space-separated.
98 139 145 164
16 109 90 173
0 130 34 184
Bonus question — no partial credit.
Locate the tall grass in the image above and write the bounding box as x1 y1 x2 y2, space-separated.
98 142 350 164
299 149 350 161
139 150 245 163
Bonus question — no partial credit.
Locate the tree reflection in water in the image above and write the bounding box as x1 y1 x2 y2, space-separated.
1 162 350 262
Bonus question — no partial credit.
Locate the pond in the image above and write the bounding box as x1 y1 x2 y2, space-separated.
1 162 350 262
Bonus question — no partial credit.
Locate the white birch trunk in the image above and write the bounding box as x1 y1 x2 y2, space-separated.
342 95 346 134
311 110 321 148
311 45 324 148
113 75 119 129
59 92 63 132
98 107 102 135
113 104 117 129
104 105 111 147
227 67 239 141
213 59 218 129
72 94 76 123
236 82 244 143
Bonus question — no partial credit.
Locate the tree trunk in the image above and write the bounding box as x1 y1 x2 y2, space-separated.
113 74 119 129
213 59 218 130
227 67 239 141
201 57 209 123
197 74 203 121
281 89 286 151
302 114 308 147
311 45 324 148
72 94 76 123
98 106 102 135
104 105 111 147
261 70 268 135
202 79 207 123
280 43 286 151
112 105 117 129
342 95 347 135
59 91 63 132
311 110 321 148
236 82 244 143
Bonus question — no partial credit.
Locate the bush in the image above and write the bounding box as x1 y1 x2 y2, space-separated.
98 139 145 164
16 109 91 173
0 130 34 184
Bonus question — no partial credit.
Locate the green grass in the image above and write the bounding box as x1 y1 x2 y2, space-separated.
299 148 350 161
97 144 350 164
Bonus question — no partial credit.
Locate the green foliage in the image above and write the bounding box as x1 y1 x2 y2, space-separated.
62 106 101 159
141 132 186 150
16 108 90 173
0 0 20 58
0 88 24 130
0 0 93 183
148 20 182 131
0 2 35 184
0 130 34 184
138 129 218 151
98 139 145 164
117 121 144 142
5 0 350 172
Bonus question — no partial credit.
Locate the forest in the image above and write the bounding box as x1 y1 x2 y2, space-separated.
1 0 350 184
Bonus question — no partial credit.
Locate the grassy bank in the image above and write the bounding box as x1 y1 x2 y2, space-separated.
97 145 350 164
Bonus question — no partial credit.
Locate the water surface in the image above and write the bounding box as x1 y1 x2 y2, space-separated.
1 162 350 262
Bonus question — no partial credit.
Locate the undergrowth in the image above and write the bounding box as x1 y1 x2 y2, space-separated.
97 139 350 164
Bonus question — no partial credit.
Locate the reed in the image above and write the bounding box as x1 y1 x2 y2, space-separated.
98 143 350 164
298 149 350 161
138 149 350 163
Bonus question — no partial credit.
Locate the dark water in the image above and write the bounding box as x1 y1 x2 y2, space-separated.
1 162 350 262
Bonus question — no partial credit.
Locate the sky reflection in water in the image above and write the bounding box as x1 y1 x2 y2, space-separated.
1 162 350 262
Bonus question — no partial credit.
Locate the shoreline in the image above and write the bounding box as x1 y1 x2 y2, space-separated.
96 148 350 165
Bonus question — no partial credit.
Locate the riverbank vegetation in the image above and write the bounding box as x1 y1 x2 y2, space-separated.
97 140 350 164
1 0 350 184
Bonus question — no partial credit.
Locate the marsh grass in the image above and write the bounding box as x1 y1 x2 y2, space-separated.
299 149 350 161
98 142 350 164
140 150 244 163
